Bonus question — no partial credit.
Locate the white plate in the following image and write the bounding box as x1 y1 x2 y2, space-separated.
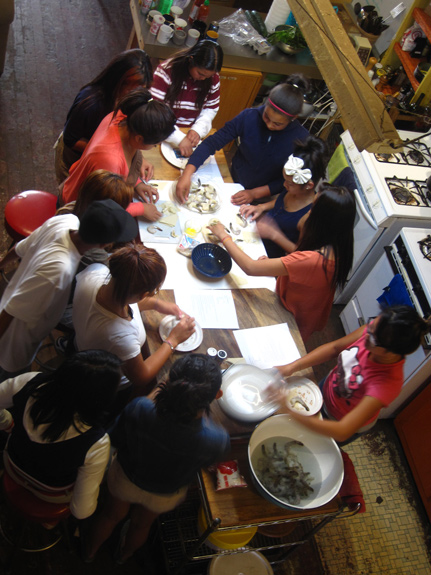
158 315 203 352
170 181 222 214
284 376 323 416
161 142 212 170
218 363 283 423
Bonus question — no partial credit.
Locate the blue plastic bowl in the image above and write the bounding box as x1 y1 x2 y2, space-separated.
191 243 232 278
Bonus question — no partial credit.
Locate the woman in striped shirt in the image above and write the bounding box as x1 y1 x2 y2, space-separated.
150 40 223 157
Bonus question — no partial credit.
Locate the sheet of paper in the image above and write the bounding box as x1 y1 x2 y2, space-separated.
174 289 239 329
234 324 301 369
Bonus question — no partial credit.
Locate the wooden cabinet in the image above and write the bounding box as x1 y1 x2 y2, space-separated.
213 66 263 149
394 382 431 523
381 0 431 106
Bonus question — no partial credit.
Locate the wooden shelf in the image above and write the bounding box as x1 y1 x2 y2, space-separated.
413 7 431 39
394 43 422 91
381 0 431 107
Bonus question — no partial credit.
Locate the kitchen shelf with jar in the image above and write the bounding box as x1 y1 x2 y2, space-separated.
381 0 431 106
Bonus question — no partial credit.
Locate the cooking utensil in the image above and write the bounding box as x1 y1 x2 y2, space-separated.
248 414 344 510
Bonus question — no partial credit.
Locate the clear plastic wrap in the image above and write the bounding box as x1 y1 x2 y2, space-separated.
218 9 271 55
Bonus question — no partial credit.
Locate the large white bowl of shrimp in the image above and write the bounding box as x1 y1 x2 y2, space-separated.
248 414 344 510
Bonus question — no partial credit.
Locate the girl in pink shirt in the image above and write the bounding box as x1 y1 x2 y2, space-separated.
276 306 430 443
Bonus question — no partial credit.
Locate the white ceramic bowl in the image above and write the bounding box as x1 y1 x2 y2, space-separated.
248 414 344 510
283 376 323 416
218 364 283 423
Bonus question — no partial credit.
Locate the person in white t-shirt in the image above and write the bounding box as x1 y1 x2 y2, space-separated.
73 244 195 399
0 199 138 380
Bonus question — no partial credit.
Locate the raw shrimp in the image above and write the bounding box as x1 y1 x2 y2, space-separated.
256 439 314 505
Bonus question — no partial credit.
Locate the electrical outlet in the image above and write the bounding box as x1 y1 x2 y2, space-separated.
390 3 405 19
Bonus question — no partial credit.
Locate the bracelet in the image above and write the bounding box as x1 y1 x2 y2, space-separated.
221 235 232 244
163 339 175 352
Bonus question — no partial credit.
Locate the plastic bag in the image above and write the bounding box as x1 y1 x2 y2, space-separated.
400 22 425 52
218 9 271 55
176 233 200 258
215 460 248 491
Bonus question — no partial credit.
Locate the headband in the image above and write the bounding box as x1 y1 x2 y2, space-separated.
283 155 312 184
267 98 296 118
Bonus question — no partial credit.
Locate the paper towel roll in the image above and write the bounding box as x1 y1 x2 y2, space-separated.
264 0 291 33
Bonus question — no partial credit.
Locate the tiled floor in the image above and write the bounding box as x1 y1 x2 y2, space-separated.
315 423 431 575
0 1 431 574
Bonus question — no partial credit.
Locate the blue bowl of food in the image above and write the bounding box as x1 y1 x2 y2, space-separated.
191 243 232 278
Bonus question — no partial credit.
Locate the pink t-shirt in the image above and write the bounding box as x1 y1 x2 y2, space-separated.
323 328 405 425
62 112 129 204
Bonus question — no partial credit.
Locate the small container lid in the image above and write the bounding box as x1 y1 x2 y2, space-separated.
208 551 273 575
207 347 217 357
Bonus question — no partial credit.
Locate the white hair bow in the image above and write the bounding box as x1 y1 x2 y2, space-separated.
283 155 312 184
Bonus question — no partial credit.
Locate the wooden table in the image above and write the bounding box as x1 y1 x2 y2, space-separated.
143 287 314 436
144 131 233 184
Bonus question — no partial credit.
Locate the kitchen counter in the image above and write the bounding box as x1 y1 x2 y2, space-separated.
129 0 321 79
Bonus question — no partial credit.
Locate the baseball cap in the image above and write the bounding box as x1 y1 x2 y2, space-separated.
79 199 138 244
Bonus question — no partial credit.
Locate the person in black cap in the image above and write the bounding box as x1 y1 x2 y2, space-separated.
0 199 138 381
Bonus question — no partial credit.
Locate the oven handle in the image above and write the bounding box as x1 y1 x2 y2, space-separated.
353 188 377 230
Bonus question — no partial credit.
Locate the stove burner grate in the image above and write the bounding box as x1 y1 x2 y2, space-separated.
391 186 418 205
375 141 431 167
419 235 431 261
386 177 431 208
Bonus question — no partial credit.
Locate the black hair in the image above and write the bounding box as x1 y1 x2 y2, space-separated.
291 136 329 184
154 354 222 423
164 40 223 111
267 74 310 117
80 49 153 111
26 350 121 442
297 184 355 289
115 87 177 145
374 305 431 355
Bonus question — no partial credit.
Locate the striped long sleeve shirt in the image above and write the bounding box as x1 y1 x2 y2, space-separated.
151 60 220 146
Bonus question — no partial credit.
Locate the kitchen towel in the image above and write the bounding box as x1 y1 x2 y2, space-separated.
377 274 412 309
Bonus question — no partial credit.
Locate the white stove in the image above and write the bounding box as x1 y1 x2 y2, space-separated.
336 130 431 304
342 129 431 225
394 227 431 320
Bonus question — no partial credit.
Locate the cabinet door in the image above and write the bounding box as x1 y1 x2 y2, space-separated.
213 67 263 143
395 383 431 523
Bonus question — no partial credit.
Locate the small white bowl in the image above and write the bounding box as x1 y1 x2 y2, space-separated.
283 376 323 416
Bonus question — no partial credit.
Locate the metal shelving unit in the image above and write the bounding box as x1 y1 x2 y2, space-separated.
156 482 360 575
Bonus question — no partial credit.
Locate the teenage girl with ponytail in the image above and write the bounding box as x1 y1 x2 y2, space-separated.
86 354 230 564
60 88 176 219
175 74 310 205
